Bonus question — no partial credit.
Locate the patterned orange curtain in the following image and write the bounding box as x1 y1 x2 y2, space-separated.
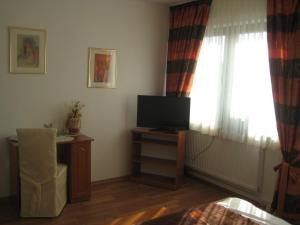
267 0 300 219
166 0 212 97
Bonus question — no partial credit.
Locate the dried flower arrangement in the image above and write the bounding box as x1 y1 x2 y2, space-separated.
68 101 85 118
66 101 85 134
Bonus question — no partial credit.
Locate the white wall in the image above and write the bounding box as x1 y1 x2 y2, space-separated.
0 0 169 197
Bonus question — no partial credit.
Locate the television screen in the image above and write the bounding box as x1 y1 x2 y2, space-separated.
137 95 190 131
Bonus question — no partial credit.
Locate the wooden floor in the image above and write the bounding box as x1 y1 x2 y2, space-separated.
0 178 234 225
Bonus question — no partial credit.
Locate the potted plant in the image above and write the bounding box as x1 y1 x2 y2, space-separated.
66 101 84 134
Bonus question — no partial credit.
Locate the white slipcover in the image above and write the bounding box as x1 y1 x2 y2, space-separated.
17 128 67 217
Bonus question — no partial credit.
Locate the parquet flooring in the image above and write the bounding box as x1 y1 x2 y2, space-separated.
0 178 233 225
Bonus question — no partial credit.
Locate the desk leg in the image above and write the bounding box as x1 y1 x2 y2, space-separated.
8 143 20 210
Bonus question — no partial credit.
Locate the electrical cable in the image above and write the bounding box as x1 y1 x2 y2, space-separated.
189 135 215 163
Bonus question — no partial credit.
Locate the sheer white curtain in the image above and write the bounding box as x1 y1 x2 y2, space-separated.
189 0 278 147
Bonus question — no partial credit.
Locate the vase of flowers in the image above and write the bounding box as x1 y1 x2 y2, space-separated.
66 101 84 134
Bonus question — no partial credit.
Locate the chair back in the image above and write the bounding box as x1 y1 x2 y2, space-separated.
17 128 57 183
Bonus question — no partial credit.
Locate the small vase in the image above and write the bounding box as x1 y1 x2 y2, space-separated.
67 117 81 134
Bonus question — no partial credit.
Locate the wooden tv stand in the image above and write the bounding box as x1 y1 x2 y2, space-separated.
131 128 186 190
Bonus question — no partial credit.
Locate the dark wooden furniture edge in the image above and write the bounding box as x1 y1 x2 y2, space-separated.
131 128 187 190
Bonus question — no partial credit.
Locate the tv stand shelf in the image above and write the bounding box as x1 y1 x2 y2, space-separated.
133 156 176 166
131 128 186 190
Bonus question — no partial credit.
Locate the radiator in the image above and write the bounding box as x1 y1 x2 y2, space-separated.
185 131 265 194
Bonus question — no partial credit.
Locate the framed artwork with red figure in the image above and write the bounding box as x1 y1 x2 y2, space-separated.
88 48 116 88
9 27 47 74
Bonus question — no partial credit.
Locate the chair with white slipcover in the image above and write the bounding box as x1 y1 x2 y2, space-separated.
17 128 67 217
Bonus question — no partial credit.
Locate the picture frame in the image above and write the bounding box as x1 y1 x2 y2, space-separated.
88 48 117 88
9 27 47 74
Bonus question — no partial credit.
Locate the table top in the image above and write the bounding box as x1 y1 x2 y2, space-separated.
132 127 187 137
7 134 94 147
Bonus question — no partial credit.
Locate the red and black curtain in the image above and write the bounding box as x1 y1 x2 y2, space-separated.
267 0 300 219
166 0 212 97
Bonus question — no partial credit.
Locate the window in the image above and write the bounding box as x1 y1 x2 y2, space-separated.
189 0 278 147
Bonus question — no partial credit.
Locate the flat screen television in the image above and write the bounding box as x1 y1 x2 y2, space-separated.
136 95 190 131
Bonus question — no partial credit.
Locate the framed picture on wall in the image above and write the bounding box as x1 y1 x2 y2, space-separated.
9 27 47 74
88 48 117 88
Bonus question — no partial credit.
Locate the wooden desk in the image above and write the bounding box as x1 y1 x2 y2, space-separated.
8 134 94 204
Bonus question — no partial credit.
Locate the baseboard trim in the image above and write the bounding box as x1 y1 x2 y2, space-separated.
186 166 258 194
92 175 130 186
0 177 131 199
